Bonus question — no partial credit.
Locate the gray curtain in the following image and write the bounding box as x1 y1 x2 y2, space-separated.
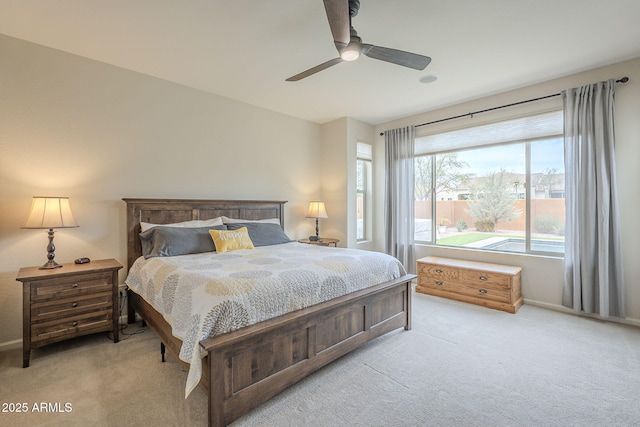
384 126 415 274
562 79 625 318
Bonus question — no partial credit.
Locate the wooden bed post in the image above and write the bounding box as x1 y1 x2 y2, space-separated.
208 349 226 427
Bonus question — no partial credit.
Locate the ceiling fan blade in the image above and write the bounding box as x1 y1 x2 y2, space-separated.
363 45 431 70
286 57 343 82
323 0 350 51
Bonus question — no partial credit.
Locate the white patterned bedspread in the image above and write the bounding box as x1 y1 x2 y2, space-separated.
124 242 406 397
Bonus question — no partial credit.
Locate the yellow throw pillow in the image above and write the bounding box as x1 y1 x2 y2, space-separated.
209 227 255 253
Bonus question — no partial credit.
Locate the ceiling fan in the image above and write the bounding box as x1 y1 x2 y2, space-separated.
286 0 431 81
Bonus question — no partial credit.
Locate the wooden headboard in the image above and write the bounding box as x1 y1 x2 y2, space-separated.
122 198 287 269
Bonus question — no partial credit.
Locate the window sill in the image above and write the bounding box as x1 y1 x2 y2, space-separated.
414 241 564 260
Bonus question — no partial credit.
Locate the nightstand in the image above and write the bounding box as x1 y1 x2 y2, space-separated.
298 238 339 247
15 258 123 367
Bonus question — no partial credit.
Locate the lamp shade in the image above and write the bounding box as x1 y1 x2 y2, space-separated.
22 197 79 229
306 201 328 219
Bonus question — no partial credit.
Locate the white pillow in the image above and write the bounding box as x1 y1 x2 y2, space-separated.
140 217 224 232
221 216 281 225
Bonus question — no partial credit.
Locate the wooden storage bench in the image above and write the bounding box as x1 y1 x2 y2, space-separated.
416 256 522 313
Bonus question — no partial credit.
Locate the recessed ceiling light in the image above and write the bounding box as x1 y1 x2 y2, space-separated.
419 75 438 84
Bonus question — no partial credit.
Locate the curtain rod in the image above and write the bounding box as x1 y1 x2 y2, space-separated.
379 77 629 136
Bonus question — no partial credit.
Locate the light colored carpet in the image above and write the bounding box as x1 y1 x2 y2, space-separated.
2 292 640 427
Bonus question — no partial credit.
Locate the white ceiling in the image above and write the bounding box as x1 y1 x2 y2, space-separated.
1 0 639 125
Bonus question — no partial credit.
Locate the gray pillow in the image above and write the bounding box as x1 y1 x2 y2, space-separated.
139 225 227 258
226 222 293 247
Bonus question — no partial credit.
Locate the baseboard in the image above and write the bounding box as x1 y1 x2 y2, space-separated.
0 338 22 352
523 298 640 327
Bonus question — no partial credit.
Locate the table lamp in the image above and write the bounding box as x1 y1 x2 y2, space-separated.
306 201 328 241
21 196 79 269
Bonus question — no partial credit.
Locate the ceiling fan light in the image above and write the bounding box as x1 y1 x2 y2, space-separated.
341 45 360 61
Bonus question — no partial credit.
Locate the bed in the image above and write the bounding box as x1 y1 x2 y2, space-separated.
123 198 415 426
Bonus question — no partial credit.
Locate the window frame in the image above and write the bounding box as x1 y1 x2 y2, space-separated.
356 142 373 242
414 112 565 257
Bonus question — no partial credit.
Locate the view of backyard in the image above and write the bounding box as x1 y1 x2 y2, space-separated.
416 198 565 254
414 131 565 255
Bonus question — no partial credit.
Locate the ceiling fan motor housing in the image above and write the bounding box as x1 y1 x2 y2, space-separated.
349 0 361 17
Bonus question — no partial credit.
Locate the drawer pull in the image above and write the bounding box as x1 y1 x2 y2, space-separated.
479 289 488 294
72 321 78 327
479 275 488 281
435 269 443 274
72 302 78 308
71 283 79 288
435 280 443 286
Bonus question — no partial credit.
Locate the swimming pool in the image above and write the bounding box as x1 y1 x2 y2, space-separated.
482 238 564 253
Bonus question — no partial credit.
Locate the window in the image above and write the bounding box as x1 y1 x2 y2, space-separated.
414 111 565 255
357 142 372 241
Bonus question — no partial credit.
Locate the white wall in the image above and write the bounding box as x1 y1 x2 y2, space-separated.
373 57 640 324
319 118 348 245
320 117 375 249
0 35 323 349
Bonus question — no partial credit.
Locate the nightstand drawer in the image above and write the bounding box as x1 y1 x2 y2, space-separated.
31 310 112 343
30 272 113 301
417 263 459 280
456 282 510 303
460 269 512 288
417 278 510 303
31 291 113 322
417 277 456 291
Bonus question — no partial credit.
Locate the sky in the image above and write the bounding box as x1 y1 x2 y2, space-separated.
455 138 564 176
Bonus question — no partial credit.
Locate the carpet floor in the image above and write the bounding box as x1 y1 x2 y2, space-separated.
2 292 640 426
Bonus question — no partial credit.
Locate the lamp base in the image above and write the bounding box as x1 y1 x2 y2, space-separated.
40 260 62 270
39 228 62 269
308 235 320 241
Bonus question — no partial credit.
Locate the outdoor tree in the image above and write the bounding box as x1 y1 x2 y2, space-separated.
414 156 431 200
414 153 471 200
466 168 521 231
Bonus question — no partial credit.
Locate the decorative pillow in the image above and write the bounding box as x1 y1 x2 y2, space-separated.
226 222 293 247
140 225 227 259
221 216 281 225
209 227 255 253
140 217 223 232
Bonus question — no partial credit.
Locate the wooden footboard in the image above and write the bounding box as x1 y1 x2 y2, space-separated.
201 274 414 426
128 274 414 426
